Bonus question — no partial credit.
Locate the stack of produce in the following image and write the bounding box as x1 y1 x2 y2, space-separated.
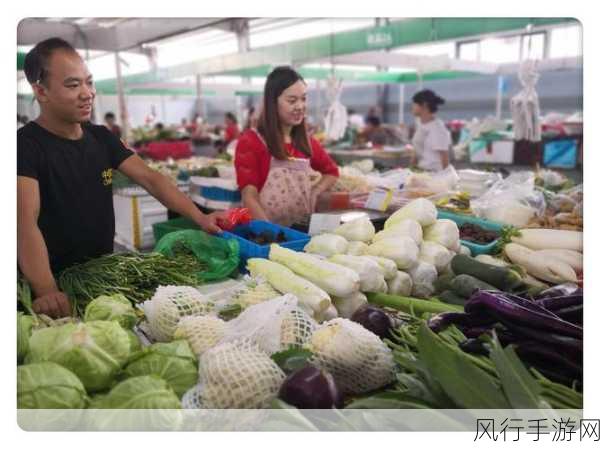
18 293 187 411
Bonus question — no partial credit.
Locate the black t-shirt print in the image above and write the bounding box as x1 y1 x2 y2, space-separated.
17 121 134 273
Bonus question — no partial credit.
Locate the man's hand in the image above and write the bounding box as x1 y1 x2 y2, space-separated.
32 291 72 319
195 211 228 234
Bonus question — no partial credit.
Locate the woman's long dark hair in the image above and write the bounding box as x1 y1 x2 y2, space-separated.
412 89 446 113
257 66 312 160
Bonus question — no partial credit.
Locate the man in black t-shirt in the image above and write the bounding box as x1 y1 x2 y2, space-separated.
17 38 228 319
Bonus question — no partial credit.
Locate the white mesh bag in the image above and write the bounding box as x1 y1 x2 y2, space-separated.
307 318 396 395
141 286 215 342
174 315 227 356
220 294 317 355
182 341 286 409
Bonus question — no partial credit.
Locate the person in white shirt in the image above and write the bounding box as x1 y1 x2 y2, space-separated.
410 89 451 171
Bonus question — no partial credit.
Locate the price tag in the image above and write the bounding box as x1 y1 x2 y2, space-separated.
364 189 393 212
308 213 343 236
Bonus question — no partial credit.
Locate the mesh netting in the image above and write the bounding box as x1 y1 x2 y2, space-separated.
308 318 396 395
181 341 286 409
141 286 215 342
154 229 240 282
220 295 317 355
280 308 319 348
174 315 227 356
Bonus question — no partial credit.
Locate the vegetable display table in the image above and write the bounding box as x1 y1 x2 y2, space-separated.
142 140 193 161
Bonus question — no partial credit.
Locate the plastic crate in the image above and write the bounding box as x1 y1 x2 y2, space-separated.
436 210 504 256
220 220 310 271
152 216 198 243
200 186 242 202
543 139 578 169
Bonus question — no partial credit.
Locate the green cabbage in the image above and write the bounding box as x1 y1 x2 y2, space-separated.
18 362 87 409
123 340 197 398
26 321 131 392
90 375 180 409
84 294 137 329
126 329 142 354
17 312 34 364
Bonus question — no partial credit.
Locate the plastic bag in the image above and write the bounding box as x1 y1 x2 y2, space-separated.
217 208 252 231
154 230 240 282
405 165 460 196
471 172 546 227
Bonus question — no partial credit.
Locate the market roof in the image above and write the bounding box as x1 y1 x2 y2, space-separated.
17 17 235 53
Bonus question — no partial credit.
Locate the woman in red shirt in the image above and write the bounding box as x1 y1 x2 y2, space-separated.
235 66 339 226
224 112 240 145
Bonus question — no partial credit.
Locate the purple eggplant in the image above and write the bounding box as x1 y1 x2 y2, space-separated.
499 321 582 354
496 292 560 318
427 312 496 333
465 291 583 339
554 304 583 325
536 283 582 299
278 364 343 409
515 342 582 381
535 294 583 311
351 305 393 339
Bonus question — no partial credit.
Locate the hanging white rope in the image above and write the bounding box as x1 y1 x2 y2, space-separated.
323 75 348 141
510 59 542 142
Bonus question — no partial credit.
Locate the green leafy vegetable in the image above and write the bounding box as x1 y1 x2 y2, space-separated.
84 294 138 329
123 340 198 398
18 362 87 409
26 321 131 392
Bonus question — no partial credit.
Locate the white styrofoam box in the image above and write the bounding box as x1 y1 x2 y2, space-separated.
113 190 168 250
189 176 238 190
470 140 514 164
190 193 241 211
216 165 236 179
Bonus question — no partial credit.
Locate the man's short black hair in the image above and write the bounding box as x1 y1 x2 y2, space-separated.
104 112 116 121
23 37 77 85
366 115 381 127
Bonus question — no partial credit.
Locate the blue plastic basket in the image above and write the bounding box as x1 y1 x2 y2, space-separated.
220 220 310 271
543 139 578 169
200 186 241 202
436 210 505 256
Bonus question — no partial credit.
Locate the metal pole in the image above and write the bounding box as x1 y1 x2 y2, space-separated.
114 52 129 140
196 74 203 120
496 75 503 119
399 84 405 124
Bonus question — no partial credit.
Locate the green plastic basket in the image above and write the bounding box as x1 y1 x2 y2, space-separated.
152 217 199 243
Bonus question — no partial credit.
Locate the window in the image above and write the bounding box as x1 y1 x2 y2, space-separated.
154 29 238 67
458 41 480 61
393 42 455 58
249 18 375 50
549 25 582 58
521 33 546 60
480 36 520 63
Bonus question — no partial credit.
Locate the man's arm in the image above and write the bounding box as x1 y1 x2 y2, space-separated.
241 185 269 221
438 150 450 169
17 176 71 317
118 155 227 233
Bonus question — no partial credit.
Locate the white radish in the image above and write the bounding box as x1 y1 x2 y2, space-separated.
512 229 583 252
536 249 583 273
505 243 578 284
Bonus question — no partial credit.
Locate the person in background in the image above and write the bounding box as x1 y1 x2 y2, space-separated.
178 118 189 134
362 116 388 148
17 38 228 319
223 112 240 147
244 106 258 131
409 89 451 171
347 108 365 130
234 66 339 226
104 112 121 139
